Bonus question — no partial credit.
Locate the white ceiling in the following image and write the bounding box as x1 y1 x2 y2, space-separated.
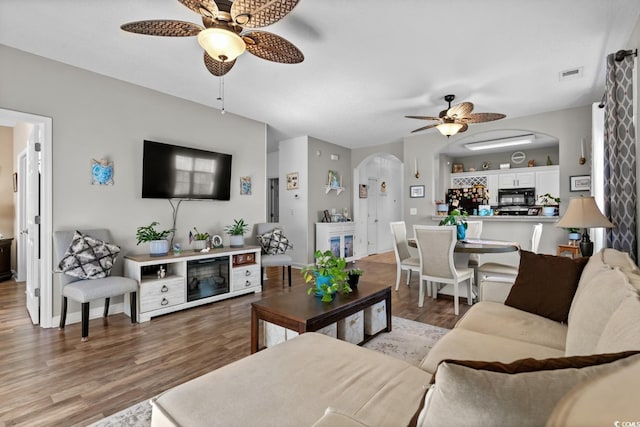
1 1 639 152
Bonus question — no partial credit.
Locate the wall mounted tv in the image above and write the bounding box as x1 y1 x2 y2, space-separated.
142 140 232 200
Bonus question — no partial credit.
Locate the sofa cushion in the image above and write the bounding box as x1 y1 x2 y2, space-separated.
151 333 431 427
565 268 633 356
504 250 588 323
419 328 563 375
595 288 640 353
455 301 567 350
546 356 640 427
311 408 369 427
58 230 120 279
418 352 640 427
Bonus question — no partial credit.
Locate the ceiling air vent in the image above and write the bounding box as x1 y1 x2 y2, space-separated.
559 67 583 81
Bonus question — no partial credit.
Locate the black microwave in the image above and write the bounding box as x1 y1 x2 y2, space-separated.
498 188 536 206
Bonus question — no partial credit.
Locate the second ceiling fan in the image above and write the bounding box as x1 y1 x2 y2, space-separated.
406 94 506 137
121 0 304 77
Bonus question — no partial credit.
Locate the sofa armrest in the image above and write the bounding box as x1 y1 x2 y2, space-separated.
479 276 515 303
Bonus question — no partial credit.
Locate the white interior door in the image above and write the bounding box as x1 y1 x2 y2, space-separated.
16 150 27 282
25 125 41 325
367 178 378 254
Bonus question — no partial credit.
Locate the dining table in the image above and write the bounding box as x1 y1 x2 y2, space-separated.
407 237 520 302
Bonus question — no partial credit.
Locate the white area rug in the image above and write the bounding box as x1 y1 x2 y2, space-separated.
91 316 448 427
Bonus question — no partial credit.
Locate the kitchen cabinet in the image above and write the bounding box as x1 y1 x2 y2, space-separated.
498 171 535 189
535 167 560 199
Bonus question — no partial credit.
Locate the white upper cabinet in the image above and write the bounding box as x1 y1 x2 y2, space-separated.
535 167 560 199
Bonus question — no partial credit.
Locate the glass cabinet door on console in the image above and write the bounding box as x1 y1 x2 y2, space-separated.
316 223 356 262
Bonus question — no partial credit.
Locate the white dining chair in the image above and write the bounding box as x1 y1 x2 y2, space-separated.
465 220 483 267
414 225 474 315
389 221 421 292
478 223 543 280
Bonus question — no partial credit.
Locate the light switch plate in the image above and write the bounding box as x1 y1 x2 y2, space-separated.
410 208 417 215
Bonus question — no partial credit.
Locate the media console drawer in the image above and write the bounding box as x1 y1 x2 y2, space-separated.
232 265 260 291
140 277 185 313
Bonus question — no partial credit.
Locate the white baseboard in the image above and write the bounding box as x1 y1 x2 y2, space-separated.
51 302 127 328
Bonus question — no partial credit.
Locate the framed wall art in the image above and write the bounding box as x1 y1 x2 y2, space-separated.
359 184 368 198
240 176 251 195
410 185 425 198
570 175 591 192
286 172 298 190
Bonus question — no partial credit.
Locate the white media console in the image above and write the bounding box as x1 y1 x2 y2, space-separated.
124 246 261 322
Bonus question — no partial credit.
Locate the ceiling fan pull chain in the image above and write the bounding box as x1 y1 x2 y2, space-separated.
217 76 225 114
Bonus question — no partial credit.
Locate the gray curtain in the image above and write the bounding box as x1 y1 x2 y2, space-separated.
603 52 637 261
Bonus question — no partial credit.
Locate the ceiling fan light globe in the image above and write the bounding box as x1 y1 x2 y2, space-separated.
197 27 246 62
437 122 463 136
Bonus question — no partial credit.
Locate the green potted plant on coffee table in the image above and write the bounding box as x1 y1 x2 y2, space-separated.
347 268 364 288
136 221 171 256
302 250 351 302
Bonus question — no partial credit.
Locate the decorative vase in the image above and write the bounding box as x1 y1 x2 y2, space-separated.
543 206 556 217
149 239 169 257
192 239 208 251
229 235 244 248
456 223 466 240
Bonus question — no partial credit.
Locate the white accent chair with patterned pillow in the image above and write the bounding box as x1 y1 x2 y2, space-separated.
53 229 137 342
255 223 293 289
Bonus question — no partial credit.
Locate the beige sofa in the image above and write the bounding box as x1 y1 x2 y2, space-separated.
151 249 640 426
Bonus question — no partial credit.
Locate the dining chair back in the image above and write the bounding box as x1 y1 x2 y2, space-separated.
389 221 421 291
478 222 544 280
413 225 474 315
465 220 483 266
53 229 137 342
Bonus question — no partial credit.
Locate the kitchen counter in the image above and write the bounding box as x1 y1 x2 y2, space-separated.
430 215 559 223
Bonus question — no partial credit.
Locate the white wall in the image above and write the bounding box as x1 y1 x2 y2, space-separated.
279 136 309 266
0 45 267 319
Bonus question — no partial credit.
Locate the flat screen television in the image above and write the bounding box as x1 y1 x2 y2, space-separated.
142 140 232 200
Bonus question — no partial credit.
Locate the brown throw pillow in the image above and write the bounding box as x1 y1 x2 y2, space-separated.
504 250 588 322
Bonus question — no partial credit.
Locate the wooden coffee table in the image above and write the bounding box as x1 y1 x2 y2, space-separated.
251 281 392 353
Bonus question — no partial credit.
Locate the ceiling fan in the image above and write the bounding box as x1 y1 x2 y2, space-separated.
405 94 506 137
120 0 304 77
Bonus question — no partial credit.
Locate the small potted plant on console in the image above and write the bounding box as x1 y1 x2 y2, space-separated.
189 227 210 251
302 250 351 302
136 221 171 256
225 218 249 248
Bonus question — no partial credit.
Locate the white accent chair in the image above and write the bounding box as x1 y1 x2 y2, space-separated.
53 229 137 342
414 225 474 315
478 222 543 280
390 221 421 292
255 223 292 289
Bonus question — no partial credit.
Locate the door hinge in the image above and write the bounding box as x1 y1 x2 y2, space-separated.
35 288 40 297
34 142 42 152
34 216 41 225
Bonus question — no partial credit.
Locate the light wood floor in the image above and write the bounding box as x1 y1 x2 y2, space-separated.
0 251 469 426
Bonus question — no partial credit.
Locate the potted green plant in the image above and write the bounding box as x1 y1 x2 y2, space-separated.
438 208 469 240
136 221 171 256
538 193 560 217
302 250 351 302
225 218 249 248
190 227 210 251
347 268 364 288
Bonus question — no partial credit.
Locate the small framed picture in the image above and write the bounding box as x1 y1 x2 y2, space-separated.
570 175 591 192
286 172 298 190
452 163 464 173
410 185 425 198
359 184 368 198
240 176 251 195
211 235 223 248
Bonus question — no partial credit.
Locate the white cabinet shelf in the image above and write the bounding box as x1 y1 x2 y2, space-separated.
316 222 356 262
124 246 261 322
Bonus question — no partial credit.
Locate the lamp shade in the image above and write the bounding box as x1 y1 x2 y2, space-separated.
555 196 614 228
437 122 463 136
197 27 246 62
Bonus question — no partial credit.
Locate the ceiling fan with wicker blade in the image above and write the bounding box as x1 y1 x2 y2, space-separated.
405 94 506 137
121 0 304 77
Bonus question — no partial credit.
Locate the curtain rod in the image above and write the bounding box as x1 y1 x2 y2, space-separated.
598 48 638 108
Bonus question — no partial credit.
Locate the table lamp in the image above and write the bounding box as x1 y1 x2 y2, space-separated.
555 196 614 256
